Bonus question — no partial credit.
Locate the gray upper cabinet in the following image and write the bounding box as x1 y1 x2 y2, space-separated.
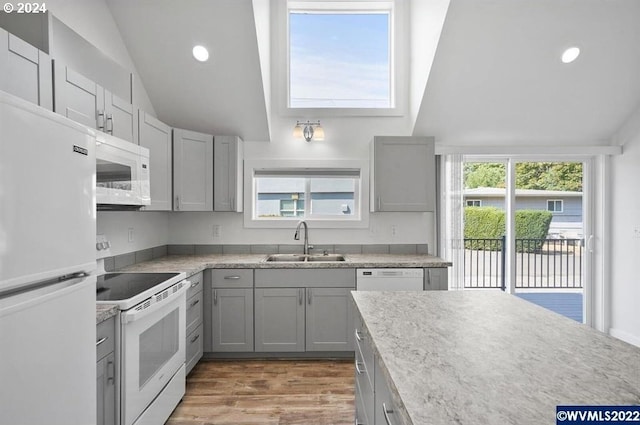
0 29 52 110
254 288 306 352
138 111 172 211
214 135 243 212
305 287 354 351
104 89 137 144
53 60 136 143
370 136 436 212
173 128 214 211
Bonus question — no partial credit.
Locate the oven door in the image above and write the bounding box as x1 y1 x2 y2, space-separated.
120 283 187 425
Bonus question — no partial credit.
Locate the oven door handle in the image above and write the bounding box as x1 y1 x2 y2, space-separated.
122 281 190 324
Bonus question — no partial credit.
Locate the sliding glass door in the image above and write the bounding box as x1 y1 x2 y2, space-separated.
448 155 591 323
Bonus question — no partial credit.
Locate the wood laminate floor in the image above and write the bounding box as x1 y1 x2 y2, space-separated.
166 359 355 425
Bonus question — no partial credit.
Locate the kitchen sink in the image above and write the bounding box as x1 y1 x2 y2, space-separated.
262 254 308 262
263 254 347 262
306 254 346 262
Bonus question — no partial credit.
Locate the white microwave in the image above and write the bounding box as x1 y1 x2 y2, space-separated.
96 132 150 209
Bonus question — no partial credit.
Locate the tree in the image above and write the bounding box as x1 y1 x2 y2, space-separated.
515 162 582 191
464 162 582 192
464 163 505 188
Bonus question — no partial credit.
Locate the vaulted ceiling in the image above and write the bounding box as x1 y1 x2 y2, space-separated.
106 0 640 146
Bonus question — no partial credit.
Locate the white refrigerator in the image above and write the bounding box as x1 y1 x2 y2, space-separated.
0 91 97 425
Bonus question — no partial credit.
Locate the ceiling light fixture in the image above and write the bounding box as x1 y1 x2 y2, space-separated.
293 120 324 142
192 45 209 62
561 46 580 64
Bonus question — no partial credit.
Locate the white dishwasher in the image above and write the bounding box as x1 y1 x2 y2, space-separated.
356 268 424 291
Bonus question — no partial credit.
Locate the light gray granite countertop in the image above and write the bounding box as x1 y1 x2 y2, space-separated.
119 253 452 277
96 304 118 324
352 291 640 425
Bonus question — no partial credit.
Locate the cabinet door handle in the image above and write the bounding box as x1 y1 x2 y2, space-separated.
298 288 303 305
427 269 431 287
355 360 365 375
224 276 241 280
190 334 200 344
107 359 114 384
355 329 363 342
382 403 394 425
191 280 201 288
377 196 382 210
97 110 105 130
307 288 312 305
213 289 217 305
106 114 113 134
231 197 235 211
175 196 180 211
189 298 200 308
96 336 108 346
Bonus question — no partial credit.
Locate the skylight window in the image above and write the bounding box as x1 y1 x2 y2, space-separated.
288 6 392 109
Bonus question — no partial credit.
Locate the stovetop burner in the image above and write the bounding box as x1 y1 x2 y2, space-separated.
96 272 181 302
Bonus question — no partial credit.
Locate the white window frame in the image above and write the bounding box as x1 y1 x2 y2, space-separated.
547 199 564 213
244 159 370 228
274 0 407 117
466 199 482 207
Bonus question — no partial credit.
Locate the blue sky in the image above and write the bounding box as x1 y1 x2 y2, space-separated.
289 12 390 108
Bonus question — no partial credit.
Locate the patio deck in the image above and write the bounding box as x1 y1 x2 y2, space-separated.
515 292 583 323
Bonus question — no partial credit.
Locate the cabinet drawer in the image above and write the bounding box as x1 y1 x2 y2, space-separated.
211 269 253 288
96 316 115 361
186 323 203 375
355 348 374 425
355 317 374 389
186 290 204 336
187 271 204 298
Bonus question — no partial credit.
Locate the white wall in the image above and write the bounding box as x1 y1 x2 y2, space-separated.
168 117 437 250
45 0 156 114
97 212 169 257
609 105 640 347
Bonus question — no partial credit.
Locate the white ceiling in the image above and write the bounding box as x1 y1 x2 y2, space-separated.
105 0 270 141
414 0 640 145
105 0 640 146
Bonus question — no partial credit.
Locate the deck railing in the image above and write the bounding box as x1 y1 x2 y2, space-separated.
464 237 583 290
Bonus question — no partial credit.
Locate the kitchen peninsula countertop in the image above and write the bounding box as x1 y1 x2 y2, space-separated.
352 291 640 425
118 253 452 276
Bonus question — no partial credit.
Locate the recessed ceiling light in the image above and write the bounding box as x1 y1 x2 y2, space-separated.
192 45 209 62
561 47 580 64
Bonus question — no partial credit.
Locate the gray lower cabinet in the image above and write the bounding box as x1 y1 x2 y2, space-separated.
212 288 254 352
355 311 403 425
254 287 305 352
210 269 254 352
306 287 354 351
254 269 355 353
425 267 448 290
374 361 399 425
96 316 116 425
185 272 204 374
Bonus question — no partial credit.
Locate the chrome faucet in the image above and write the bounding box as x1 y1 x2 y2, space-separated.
294 220 313 254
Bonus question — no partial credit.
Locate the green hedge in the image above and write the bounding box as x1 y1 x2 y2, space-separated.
464 207 553 252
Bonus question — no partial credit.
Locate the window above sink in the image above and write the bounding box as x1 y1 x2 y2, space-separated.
244 159 370 229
